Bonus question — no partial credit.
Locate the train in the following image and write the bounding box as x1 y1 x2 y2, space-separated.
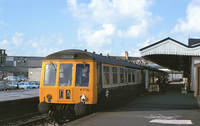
38 49 167 122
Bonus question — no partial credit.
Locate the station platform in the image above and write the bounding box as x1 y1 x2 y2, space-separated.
0 89 39 102
0 89 39 121
66 89 200 126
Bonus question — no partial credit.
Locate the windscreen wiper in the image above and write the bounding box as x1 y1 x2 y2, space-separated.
50 62 57 72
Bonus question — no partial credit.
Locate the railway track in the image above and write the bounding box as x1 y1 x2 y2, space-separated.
0 112 46 126
0 94 142 126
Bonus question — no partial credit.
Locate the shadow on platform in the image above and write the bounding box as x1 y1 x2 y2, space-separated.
103 84 199 112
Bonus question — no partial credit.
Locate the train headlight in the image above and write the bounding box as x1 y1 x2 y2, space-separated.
46 94 52 102
80 94 86 103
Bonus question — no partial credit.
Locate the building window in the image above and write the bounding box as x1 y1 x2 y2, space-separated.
24 57 27 63
17 57 21 64
103 66 110 85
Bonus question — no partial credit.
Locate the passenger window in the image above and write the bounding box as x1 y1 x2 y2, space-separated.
120 68 124 83
112 67 118 84
44 64 57 86
137 72 140 83
128 69 131 83
75 64 90 87
132 70 135 82
59 64 73 86
103 66 110 85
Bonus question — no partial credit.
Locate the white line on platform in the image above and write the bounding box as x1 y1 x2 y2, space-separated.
150 119 193 125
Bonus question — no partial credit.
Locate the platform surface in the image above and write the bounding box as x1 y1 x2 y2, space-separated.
0 89 39 102
66 90 200 126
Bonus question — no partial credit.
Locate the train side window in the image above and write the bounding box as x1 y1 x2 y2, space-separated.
137 71 140 83
103 66 110 85
75 64 90 87
44 64 57 86
132 70 135 82
120 68 124 83
112 67 118 84
59 64 73 86
128 69 131 83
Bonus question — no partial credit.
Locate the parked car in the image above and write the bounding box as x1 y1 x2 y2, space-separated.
29 81 40 89
7 81 19 89
17 81 31 90
16 76 28 82
0 84 5 91
29 81 40 85
0 81 15 91
26 81 39 89
3 76 17 82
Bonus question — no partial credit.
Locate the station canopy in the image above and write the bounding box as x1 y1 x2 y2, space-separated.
139 37 200 73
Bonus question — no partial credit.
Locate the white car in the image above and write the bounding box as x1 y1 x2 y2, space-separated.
18 82 31 90
7 81 18 89
3 76 17 82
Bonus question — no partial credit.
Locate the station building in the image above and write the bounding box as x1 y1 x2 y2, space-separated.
0 49 44 81
140 37 200 97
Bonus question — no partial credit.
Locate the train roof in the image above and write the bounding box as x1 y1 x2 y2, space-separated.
45 49 145 70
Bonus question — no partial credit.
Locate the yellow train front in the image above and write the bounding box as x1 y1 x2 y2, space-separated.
38 49 164 122
38 50 98 122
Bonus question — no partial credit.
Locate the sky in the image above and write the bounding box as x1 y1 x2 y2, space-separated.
0 0 200 57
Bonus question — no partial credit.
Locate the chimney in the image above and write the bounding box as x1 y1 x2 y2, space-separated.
125 51 129 60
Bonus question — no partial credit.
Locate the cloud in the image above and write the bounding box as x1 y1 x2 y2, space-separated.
78 24 115 48
0 20 8 27
0 32 65 56
12 32 24 46
28 33 64 48
0 39 8 48
118 20 148 37
171 0 200 34
67 0 157 47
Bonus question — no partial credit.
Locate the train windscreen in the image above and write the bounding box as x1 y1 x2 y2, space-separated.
75 64 90 87
44 64 57 86
59 64 73 86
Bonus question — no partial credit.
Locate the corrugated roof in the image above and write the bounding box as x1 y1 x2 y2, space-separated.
139 37 188 51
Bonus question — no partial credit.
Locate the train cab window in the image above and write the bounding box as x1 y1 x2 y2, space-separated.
112 67 118 84
128 69 131 83
44 64 57 86
120 68 124 83
132 70 135 82
103 66 110 85
75 64 90 87
59 64 73 86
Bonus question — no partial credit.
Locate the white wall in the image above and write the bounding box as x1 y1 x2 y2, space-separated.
28 68 41 81
191 57 200 91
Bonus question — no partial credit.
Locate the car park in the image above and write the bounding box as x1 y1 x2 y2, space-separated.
0 84 5 91
29 81 40 86
28 81 39 89
7 81 19 89
16 76 28 82
17 81 32 90
3 76 17 82
0 81 15 91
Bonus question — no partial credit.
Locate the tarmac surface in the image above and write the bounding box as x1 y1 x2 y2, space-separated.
66 88 200 126
0 89 39 101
